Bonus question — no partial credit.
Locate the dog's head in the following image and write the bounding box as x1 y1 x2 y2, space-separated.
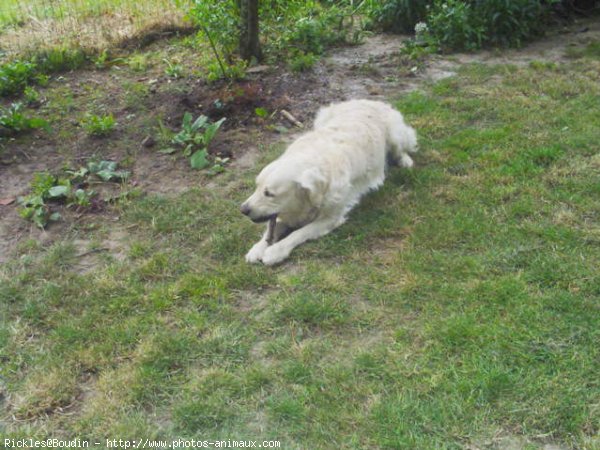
240 159 327 226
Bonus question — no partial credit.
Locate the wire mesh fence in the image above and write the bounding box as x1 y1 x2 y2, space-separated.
0 0 193 57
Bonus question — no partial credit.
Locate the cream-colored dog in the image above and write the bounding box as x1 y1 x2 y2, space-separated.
240 99 417 265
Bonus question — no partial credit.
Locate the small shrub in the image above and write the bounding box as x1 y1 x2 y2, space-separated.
287 16 339 55
272 3 354 57
473 0 548 48
81 113 116 137
190 0 239 60
426 0 484 51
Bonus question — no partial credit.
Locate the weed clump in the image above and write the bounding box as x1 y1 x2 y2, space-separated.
160 112 227 171
18 161 130 228
80 113 116 137
0 102 48 137
0 60 38 97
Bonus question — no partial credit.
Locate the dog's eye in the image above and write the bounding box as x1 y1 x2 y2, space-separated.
264 189 275 198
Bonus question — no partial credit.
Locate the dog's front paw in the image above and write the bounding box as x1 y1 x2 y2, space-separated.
261 243 290 266
245 241 269 264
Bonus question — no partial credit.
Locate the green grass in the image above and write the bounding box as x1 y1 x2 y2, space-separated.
1 54 600 448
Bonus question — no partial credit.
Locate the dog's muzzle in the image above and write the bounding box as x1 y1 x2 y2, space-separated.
240 203 252 217
240 203 277 224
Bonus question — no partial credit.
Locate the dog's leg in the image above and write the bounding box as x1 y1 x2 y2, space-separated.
246 229 270 263
245 220 293 263
261 214 344 266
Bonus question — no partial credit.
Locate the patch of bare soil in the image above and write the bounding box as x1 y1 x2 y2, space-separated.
1 17 599 265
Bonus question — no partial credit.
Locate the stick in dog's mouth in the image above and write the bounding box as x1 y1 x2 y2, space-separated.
266 215 278 245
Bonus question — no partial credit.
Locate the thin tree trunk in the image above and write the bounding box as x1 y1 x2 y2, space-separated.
239 0 261 61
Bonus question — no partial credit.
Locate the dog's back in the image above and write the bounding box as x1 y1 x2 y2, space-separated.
314 99 417 167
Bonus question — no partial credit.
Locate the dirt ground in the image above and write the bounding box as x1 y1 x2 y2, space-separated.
1 17 599 265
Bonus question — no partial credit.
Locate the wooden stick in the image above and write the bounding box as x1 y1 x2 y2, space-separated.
266 216 277 245
281 109 303 128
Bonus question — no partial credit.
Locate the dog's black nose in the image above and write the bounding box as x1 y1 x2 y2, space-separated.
240 203 251 216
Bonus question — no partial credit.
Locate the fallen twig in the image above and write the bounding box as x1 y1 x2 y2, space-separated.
281 109 303 128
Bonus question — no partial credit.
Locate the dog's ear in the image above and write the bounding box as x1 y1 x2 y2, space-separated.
297 167 327 207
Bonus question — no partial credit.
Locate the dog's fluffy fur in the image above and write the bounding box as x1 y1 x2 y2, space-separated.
241 99 417 265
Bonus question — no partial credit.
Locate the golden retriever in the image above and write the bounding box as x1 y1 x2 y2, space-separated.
241 99 417 265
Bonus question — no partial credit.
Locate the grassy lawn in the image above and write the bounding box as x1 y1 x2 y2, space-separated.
1 52 600 449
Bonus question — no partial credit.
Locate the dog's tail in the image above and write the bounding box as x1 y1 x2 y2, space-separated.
386 106 418 168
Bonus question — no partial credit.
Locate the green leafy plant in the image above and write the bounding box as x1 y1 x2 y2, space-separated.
162 112 226 170
71 188 95 207
23 86 41 106
87 160 130 181
190 0 239 60
0 49 89 98
17 172 71 228
18 180 96 227
0 60 38 97
0 102 49 136
18 160 129 228
81 113 116 137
